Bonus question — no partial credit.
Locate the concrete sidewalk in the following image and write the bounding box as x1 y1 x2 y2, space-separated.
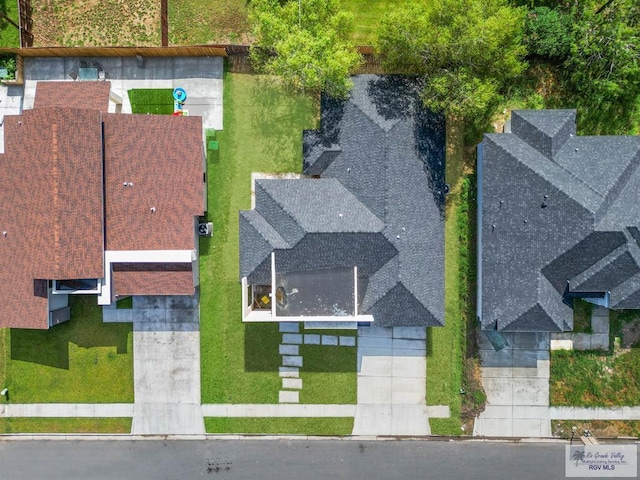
473 332 551 437
0 404 133 417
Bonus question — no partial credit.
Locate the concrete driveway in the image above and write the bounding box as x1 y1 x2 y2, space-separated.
131 294 204 435
473 331 551 437
352 326 432 436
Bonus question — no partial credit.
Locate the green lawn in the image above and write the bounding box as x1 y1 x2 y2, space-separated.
199 70 317 404
550 310 640 406
128 89 175 115
205 417 353 435
299 330 357 404
339 0 401 45
0 1 20 48
1 296 133 403
0 418 132 434
426 119 469 435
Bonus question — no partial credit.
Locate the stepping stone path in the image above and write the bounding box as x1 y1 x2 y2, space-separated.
278 323 357 403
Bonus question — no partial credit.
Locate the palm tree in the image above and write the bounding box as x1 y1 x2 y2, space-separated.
572 449 586 466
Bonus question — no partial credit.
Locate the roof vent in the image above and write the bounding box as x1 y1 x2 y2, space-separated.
491 224 496 232
523 219 528 224
150 207 156 213
2 231 6 237
338 213 343 218
396 235 400 239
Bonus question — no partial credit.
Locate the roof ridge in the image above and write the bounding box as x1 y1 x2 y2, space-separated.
568 243 629 291
486 134 603 212
595 148 640 225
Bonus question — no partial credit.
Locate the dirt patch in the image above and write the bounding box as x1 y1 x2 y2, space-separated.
31 0 161 46
553 420 640 439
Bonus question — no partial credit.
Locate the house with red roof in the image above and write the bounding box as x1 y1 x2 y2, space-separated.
0 81 206 329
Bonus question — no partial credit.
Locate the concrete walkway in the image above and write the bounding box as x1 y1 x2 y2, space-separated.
130 295 204 435
352 326 438 436
0 404 133 417
473 332 552 437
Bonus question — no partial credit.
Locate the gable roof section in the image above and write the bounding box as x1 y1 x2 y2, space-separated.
103 114 204 251
481 109 640 331
0 107 104 328
34 81 111 113
240 75 445 327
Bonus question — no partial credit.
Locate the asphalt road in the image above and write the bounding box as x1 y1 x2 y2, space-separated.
0 438 580 480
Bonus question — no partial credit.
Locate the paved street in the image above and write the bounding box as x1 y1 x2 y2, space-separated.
0 439 573 480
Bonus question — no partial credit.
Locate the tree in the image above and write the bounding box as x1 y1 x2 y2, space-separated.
376 0 527 122
523 7 573 59
249 0 362 98
559 0 640 133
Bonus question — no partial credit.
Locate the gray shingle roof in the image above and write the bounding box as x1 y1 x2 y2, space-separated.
240 75 445 327
480 109 640 332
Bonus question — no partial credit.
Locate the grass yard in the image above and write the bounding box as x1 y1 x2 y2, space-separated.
550 310 640 406
299 330 357 404
128 89 175 115
338 0 401 45
205 417 354 435
427 118 477 436
0 0 19 48
1 296 133 403
31 0 160 46
0 418 132 434
199 70 317 404
169 0 250 45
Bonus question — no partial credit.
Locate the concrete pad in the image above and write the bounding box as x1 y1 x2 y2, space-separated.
590 333 609 350
537 359 550 378
339 336 356 346
321 335 338 345
391 377 425 404
102 307 117 322
358 326 392 338
279 345 299 355
480 367 514 378
282 334 303 344
278 367 299 378
303 334 320 345
357 347 393 360
512 405 551 419
478 331 513 350
481 377 514 405
282 355 303 367
426 405 450 418
392 338 425 351
571 333 591 350
390 411 430 435
480 348 513 367
392 327 426 340
550 338 573 350
116 309 134 323
392 356 425 378
511 332 549 350
279 391 299 403
166 295 199 309
359 355 393 377
512 378 549 406
133 296 165 309
473 418 512 437
357 377 392 404
510 367 543 378
282 378 302 389
352 405 392 435
132 403 204 435
591 316 609 333
279 323 299 333
511 418 548 438
622 406 640 419
132 308 165 325
479 405 513 419
358 335 392 349
512 349 548 367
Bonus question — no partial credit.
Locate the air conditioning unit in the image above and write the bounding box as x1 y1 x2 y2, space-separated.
198 222 213 237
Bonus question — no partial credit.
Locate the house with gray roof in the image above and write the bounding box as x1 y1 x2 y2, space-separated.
478 109 640 332
239 75 446 327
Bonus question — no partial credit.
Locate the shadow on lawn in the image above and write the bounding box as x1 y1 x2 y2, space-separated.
10 296 130 369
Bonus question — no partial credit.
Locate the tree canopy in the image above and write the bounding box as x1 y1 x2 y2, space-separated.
249 0 362 98
376 0 527 121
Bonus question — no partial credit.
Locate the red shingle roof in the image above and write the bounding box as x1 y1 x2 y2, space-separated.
0 108 105 329
103 114 204 251
113 263 195 296
34 81 111 113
